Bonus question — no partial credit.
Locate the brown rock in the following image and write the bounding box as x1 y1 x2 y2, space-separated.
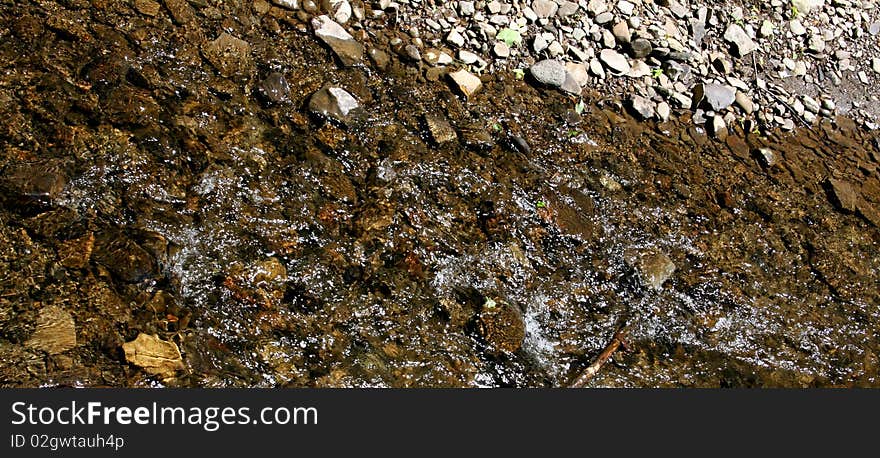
424 114 457 144
122 333 185 378
827 178 859 212
163 0 195 24
201 32 251 78
26 306 77 354
135 0 161 16
476 298 525 354
57 232 94 269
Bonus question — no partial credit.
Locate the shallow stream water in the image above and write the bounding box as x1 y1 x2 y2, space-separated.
0 1 878 387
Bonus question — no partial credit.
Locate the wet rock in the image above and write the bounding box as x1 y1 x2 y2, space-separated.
1 161 67 207
26 306 76 355
424 114 458 144
92 232 157 283
476 298 525 354
448 69 482 98
308 85 362 125
530 59 567 87
368 47 390 70
257 72 291 104
163 0 194 24
599 48 630 74
694 83 736 111
312 15 364 66
723 24 757 57
134 0 161 16
827 178 859 212
58 232 95 269
755 147 777 167
629 94 656 120
122 333 184 378
201 32 251 78
628 250 676 290
400 44 422 62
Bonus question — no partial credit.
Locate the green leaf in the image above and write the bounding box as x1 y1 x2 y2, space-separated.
496 28 522 47
536 201 546 208
574 100 585 114
513 68 525 80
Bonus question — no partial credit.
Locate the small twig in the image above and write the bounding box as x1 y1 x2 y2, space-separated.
569 325 629 388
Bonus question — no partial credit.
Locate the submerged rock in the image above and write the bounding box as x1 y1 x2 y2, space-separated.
122 333 184 378
257 72 291 104
476 298 525 354
308 85 362 125
26 306 76 355
312 15 364 66
201 32 251 78
627 249 676 290
424 114 458 144
448 69 482 97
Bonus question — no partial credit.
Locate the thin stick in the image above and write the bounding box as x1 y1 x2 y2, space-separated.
569 326 629 388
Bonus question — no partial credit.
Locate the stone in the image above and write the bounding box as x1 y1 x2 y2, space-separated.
312 15 364 66
791 0 824 16
272 0 300 8
163 0 194 24
802 95 820 113
308 85 362 125
530 59 567 87
560 73 582 95
459 1 475 16
755 148 777 167
599 48 630 74
612 21 631 44
808 34 825 53
695 83 736 111
26 306 76 355
134 0 161 16
628 250 676 290
459 50 480 64
617 0 634 15
827 178 859 212
122 333 185 378
92 233 157 283
710 114 727 138
627 60 651 78
595 11 614 24
424 114 458 144
533 34 550 53
789 19 806 36
723 23 758 57
532 0 559 18
201 32 251 78
557 1 579 16
587 0 607 16
873 58 880 74
323 0 352 24
493 41 510 58
565 62 590 87
629 38 652 58
448 69 482 97
735 91 754 114
368 47 390 69
589 58 606 78
629 95 656 119
759 20 774 38
258 72 290 104
656 101 671 121
447 30 466 47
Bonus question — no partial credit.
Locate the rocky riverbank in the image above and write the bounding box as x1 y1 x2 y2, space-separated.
0 0 878 387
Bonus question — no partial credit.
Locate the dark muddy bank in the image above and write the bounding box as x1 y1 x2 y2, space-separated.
0 1 878 387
